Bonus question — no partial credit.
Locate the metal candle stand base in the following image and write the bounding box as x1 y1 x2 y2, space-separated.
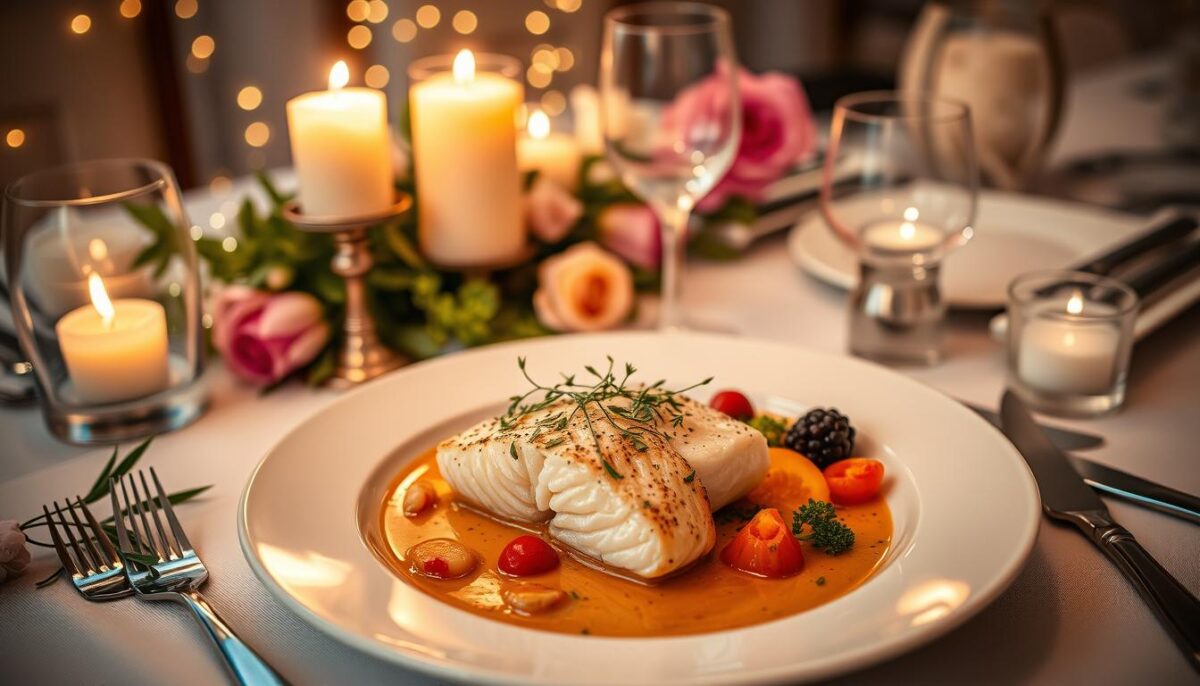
281 194 412 387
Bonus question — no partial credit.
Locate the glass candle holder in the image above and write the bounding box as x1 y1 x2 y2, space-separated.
1006 271 1138 418
3 159 208 444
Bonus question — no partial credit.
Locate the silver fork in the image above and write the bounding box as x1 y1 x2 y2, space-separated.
111 468 284 686
42 497 131 600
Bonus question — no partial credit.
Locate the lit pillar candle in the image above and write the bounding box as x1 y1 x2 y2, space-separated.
409 50 525 266
286 61 393 218
518 110 582 190
56 273 170 404
1018 293 1120 394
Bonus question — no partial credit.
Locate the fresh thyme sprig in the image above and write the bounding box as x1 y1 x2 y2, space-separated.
499 357 712 479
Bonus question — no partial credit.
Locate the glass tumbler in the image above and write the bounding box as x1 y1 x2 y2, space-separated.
3 159 207 444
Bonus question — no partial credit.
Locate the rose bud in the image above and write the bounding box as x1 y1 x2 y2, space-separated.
211 286 330 385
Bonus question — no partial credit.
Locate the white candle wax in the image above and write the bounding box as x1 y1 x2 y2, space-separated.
287 62 393 218
28 218 154 315
518 110 582 190
410 50 525 266
56 274 169 404
862 218 944 251
1017 297 1120 395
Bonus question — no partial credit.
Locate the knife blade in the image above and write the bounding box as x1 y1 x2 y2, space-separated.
965 402 1103 451
1070 456 1200 526
1000 391 1200 670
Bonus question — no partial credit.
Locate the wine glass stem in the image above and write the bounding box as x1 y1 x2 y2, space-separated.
657 207 690 331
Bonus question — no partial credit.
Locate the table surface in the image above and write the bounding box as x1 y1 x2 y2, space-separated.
2 57 1198 686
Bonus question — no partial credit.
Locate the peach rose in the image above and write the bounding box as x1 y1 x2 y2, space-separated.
533 242 634 332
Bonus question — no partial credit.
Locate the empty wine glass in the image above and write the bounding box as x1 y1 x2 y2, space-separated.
600 2 741 330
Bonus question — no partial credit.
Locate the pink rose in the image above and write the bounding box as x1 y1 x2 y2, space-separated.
533 242 634 332
526 176 583 245
0 520 31 584
211 286 330 385
597 203 661 270
667 68 817 212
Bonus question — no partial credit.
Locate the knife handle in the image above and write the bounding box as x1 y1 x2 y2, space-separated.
1071 511 1200 671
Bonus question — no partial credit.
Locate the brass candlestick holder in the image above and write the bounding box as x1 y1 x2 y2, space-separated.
282 193 412 387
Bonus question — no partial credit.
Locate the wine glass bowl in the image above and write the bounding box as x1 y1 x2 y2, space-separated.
601 2 741 330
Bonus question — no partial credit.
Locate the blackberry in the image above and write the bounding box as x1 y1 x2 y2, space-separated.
784 408 856 469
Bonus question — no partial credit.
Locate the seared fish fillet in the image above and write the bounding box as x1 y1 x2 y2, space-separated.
437 393 768 579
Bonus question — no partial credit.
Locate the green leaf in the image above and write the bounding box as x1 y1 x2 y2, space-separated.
121 550 161 568
111 436 154 480
82 446 119 503
382 224 426 269
305 348 337 387
602 459 623 480
509 441 519 460
684 470 696 483
256 170 289 207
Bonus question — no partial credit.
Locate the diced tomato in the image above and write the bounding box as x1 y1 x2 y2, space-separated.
719 508 805 578
498 535 560 576
709 390 755 421
823 458 885 505
422 558 450 578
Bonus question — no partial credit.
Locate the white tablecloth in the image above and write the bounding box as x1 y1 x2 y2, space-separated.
2 56 1198 685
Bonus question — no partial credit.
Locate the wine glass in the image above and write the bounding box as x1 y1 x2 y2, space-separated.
821 91 979 365
600 2 741 330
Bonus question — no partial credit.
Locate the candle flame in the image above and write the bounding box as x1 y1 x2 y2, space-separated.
453 49 475 85
329 60 350 90
87 272 115 328
528 109 550 140
903 207 919 222
1067 293 1083 315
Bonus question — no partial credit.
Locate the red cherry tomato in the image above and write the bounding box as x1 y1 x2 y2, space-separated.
498 535 560 576
709 390 754 420
720 508 805 578
823 458 885 505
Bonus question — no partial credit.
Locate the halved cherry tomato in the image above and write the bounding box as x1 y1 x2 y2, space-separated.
498 535 560 576
746 447 831 511
823 458 885 505
709 390 754 420
719 508 805 578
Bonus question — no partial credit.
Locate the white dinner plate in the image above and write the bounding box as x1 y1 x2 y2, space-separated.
787 190 1144 309
239 332 1040 684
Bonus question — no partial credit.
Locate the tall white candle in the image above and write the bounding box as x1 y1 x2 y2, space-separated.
1017 294 1120 395
518 110 582 190
56 273 169 404
287 61 393 218
409 50 525 267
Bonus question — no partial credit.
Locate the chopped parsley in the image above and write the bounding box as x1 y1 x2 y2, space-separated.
792 499 855 555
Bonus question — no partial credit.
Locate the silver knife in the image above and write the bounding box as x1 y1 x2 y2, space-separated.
1070 456 1200 526
966 402 1103 451
1000 391 1200 671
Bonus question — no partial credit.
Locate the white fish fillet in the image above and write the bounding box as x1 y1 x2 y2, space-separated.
436 393 768 579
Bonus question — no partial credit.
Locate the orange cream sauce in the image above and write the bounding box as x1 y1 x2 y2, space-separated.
380 446 892 637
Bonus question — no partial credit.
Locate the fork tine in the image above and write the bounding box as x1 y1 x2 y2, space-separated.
115 476 146 558
76 496 120 569
137 469 178 559
65 498 105 572
43 504 82 578
53 500 95 575
128 473 165 561
149 467 191 553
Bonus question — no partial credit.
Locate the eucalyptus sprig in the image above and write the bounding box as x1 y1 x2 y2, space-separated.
17 437 212 588
499 357 711 479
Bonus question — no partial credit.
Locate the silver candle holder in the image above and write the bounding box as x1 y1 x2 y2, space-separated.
281 193 412 387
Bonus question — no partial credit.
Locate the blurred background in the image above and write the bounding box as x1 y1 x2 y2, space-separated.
0 0 1196 203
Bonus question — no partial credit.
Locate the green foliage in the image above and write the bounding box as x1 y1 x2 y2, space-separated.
745 414 788 447
791 499 856 555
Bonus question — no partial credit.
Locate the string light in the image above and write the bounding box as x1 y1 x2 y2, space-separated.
541 90 566 116
119 0 142 19
191 35 215 59
209 174 232 195
532 47 559 70
526 65 552 89
185 54 208 74
6 129 25 148
557 0 583 12
189 225 204 241
221 236 238 252
415 4 440 28
525 11 550 35
175 0 197 19
237 86 262 111
346 0 369 22
392 18 417 42
210 212 226 229
452 10 477 34
555 47 574 71
347 24 372 49
244 122 270 147
365 64 390 88
70 14 92 34
366 0 388 23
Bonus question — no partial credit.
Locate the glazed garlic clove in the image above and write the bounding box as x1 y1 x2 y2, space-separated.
503 583 567 615
403 481 437 517
408 539 478 579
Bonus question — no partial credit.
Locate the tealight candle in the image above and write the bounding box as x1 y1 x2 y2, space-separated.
56 273 170 404
861 218 943 252
1017 294 1119 394
409 50 525 267
518 110 582 190
286 61 393 218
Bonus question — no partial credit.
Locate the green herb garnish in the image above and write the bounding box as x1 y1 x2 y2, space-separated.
816 576 826 586
792 499 855 555
509 441 519 460
745 414 788 447
683 470 696 483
